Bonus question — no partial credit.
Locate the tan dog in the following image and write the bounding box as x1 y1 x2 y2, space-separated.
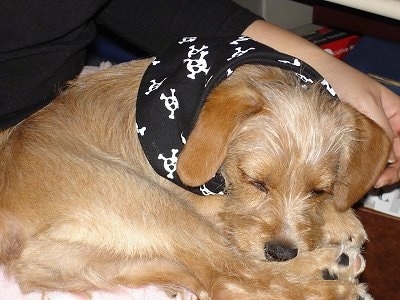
0 58 391 299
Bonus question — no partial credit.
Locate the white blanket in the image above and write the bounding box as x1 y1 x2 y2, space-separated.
0 267 196 300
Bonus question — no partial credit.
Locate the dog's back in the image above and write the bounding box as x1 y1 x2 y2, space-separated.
0 58 156 270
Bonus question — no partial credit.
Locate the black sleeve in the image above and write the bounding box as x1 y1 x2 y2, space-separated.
95 0 262 55
0 0 261 129
0 0 107 129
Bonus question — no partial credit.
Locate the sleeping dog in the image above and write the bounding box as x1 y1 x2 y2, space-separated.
0 36 390 299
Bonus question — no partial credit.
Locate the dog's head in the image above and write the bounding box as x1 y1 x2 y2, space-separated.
177 65 391 261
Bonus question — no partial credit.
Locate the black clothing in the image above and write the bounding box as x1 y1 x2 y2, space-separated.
0 0 261 129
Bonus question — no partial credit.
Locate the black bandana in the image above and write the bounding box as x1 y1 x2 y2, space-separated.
136 35 336 196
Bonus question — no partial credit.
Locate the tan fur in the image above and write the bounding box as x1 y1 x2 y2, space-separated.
0 59 391 299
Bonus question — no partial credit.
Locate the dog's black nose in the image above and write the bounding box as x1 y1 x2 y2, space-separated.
264 243 298 261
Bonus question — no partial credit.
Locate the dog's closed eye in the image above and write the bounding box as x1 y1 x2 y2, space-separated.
239 168 269 193
251 180 268 193
310 189 328 197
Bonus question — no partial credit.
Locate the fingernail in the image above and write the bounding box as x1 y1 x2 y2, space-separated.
388 150 395 162
374 180 386 189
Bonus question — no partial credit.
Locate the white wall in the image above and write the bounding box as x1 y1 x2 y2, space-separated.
233 0 313 30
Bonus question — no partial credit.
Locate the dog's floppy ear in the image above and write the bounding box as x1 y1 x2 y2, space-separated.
333 107 391 211
177 80 264 187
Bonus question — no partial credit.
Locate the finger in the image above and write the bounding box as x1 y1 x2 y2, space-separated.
375 160 400 188
389 135 400 162
388 150 396 163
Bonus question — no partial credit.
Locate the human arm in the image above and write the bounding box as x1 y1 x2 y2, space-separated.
95 0 261 55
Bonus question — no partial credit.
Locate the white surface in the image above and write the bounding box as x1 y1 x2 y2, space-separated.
233 0 314 29
0 266 196 300
324 0 400 20
363 185 400 218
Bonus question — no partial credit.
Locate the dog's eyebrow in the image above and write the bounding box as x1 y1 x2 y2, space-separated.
238 167 268 190
238 166 257 181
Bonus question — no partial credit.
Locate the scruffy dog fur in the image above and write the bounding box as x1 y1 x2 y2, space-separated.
0 58 391 299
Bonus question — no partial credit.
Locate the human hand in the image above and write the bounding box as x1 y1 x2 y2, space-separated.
319 61 400 187
368 82 400 187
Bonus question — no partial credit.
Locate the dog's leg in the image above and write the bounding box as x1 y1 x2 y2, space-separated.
10 236 207 297
2 150 255 298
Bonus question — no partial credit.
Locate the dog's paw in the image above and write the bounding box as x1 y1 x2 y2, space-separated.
320 244 365 282
323 227 367 250
322 246 372 299
210 245 372 300
287 244 373 300
321 206 368 249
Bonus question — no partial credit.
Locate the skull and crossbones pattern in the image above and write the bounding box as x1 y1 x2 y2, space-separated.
184 45 210 79
136 35 337 196
160 88 179 119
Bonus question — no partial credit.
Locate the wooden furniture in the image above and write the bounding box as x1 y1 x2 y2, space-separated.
356 207 400 298
322 0 400 20
294 0 400 42
313 4 400 42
